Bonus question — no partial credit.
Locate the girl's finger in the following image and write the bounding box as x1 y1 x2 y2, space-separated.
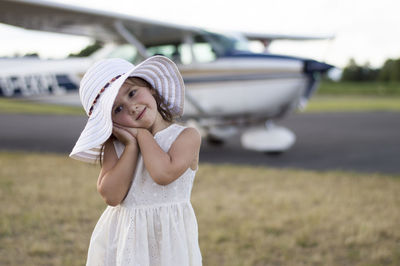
114 124 129 132
113 126 125 136
113 123 122 129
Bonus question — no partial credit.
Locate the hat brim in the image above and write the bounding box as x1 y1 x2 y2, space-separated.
69 70 131 163
70 56 184 163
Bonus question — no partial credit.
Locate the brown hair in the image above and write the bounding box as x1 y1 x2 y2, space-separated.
98 77 174 165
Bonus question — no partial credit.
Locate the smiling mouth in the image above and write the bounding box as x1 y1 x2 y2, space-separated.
136 107 146 120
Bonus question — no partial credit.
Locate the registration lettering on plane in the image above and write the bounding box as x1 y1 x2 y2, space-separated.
0 74 78 97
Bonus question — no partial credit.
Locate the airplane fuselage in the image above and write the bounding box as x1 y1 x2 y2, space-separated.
0 53 330 122
181 56 309 119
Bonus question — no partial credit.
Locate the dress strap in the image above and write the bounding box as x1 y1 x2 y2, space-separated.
155 124 187 153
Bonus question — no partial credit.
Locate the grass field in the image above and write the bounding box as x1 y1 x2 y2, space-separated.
1 82 400 116
317 81 400 96
306 81 400 112
305 95 400 112
0 98 83 116
1 152 399 265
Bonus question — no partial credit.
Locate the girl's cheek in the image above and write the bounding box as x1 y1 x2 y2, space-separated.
112 115 123 125
116 115 135 127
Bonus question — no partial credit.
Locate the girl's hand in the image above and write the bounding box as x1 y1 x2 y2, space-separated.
112 123 138 146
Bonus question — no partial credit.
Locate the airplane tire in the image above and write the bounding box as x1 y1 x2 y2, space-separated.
264 151 284 156
206 135 225 146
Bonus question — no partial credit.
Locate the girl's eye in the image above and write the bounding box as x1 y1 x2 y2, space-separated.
114 106 123 114
128 90 136 97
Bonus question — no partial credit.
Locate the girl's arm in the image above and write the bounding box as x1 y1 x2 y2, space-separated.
136 127 201 186
97 131 139 206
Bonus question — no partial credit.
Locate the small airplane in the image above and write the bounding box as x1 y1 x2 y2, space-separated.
0 0 333 154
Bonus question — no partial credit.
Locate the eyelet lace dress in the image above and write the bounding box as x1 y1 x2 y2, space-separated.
86 124 202 266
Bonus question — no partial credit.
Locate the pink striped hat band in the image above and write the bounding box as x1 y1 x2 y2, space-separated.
70 56 185 163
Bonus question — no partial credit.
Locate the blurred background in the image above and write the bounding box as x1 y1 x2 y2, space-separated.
2 0 400 69
0 0 399 265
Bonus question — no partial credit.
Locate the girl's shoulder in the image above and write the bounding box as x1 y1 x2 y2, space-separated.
158 123 201 153
167 124 201 171
172 124 201 148
174 123 201 141
160 123 199 138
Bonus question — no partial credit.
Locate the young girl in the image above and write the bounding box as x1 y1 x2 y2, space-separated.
70 56 202 265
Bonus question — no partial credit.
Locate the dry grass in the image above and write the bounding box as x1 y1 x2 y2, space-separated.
305 95 400 112
1 94 400 117
0 98 83 116
1 152 399 266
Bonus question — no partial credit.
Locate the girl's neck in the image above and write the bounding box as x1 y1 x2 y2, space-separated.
149 113 172 136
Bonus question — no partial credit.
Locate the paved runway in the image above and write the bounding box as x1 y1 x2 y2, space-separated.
0 112 399 175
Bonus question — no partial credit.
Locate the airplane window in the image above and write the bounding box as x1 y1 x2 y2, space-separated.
248 40 266 53
146 36 217 65
202 31 251 55
178 44 192 65
147 45 189 65
191 43 216 63
107 44 137 63
147 45 176 59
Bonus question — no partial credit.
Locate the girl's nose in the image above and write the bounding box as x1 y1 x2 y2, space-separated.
129 104 139 114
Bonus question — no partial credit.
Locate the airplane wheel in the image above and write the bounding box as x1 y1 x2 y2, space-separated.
264 151 284 156
206 135 225 146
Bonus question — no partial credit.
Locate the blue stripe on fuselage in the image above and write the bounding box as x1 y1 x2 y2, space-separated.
221 51 334 74
184 73 304 84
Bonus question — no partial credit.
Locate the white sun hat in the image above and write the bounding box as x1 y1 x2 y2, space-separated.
70 55 185 163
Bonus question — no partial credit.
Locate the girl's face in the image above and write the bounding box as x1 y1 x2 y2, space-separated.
111 79 158 130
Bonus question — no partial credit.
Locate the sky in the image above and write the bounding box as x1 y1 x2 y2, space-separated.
1 0 399 68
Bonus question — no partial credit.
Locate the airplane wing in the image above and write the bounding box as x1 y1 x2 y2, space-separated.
0 0 201 46
0 0 334 47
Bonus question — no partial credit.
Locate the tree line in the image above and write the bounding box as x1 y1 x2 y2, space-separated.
342 58 400 82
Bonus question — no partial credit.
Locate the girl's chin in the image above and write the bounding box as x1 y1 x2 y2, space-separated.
128 121 152 129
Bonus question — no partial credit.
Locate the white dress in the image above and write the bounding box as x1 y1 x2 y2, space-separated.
86 124 202 266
